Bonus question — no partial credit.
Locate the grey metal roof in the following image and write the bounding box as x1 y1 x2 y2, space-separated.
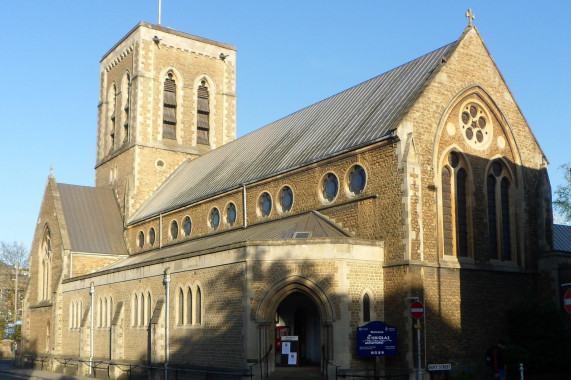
58 184 128 254
105 211 353 271
130 41 456 224
553 224 571 253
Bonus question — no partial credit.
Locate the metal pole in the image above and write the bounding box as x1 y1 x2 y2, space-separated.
89 283 95 375
519 363 524 380
12 263 19 364
163 268 171 380
416 319 422 380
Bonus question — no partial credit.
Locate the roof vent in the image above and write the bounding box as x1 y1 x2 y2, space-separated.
293 232 312 239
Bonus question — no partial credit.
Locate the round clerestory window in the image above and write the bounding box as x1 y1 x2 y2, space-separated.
210 207 220 230
258 192 272 217
278 186 294 213
138 231 145 250
183 216 192 237
226 202 237 226
149 227 156 247
321 172 339 203
170 220 179 240
347 165 366 196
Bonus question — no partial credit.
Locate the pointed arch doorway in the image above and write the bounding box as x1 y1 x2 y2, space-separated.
276 292 321 366
255 275 334 375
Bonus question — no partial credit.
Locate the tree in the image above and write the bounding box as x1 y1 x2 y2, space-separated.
0 241 28 270
554 163 571 222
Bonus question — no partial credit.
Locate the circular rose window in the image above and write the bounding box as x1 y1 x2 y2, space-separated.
459 102 492 150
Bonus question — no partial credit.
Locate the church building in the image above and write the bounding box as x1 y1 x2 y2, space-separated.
23 18 557 379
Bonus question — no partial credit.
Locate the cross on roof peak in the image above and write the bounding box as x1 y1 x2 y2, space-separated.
465 9 475 27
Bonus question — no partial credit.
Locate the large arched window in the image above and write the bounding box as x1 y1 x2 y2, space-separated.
441 151 471 258
196 79 210 145
163 72 177 140
39 230 52 301
109 83 117 149
122 72 131 144
487 160 514 261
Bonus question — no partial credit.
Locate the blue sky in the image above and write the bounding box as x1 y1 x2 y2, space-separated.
1 1 569 249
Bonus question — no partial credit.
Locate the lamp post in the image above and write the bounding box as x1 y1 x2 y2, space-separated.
12 263 19 365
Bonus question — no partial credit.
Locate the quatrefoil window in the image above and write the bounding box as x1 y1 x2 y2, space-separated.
459 102 492 149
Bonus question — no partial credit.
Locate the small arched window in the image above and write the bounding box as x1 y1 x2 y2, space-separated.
163 72 177 140
147 292 152 324
187 287 193 325
363 293 371 322
197 79 210 145
178 288 184 325
195 286 202 325
140 292 145 326
133 294 138 327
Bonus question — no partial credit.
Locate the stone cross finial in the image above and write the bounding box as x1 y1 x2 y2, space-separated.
50 165 54 177
465 9 475 27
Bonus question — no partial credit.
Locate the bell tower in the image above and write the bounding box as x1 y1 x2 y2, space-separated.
95 22 236 219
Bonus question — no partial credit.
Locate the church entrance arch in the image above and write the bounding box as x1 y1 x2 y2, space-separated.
276 292 320 365
255 275 334 374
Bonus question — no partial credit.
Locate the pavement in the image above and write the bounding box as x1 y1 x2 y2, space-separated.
0 360 93 380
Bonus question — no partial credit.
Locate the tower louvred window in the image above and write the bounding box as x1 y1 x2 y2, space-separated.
163 75 177 140
197 81 210 145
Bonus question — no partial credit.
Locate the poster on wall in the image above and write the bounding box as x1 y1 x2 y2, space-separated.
357 321 398 357
281 336 299 366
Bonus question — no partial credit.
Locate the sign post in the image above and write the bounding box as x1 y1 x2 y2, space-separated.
357 321 398 380
410 301 424 380
564 288 571 315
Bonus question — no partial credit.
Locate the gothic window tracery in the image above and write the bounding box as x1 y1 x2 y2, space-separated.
459 102 492 149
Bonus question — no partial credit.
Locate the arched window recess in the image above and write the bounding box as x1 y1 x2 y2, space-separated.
440 150 472 259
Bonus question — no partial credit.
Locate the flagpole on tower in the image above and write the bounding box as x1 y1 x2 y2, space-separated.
158 0 162 25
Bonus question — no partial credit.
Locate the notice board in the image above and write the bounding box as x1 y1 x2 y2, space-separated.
280 335 299 366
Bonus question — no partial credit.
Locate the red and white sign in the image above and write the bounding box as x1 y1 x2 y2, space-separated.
564 288 571 315
410 301 424 319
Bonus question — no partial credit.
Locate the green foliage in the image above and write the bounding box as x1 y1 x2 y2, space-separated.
554 163 571 222
506 301 571 374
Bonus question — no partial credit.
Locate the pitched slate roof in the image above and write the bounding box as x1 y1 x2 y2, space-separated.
58 184 128 254
130 40 456 224
104 211 353 271
553 224 571 253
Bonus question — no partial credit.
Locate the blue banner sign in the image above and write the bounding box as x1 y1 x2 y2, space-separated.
5 328 14 334
357 321 397 357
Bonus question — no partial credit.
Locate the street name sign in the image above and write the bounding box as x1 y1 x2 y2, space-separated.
428 364 451 371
